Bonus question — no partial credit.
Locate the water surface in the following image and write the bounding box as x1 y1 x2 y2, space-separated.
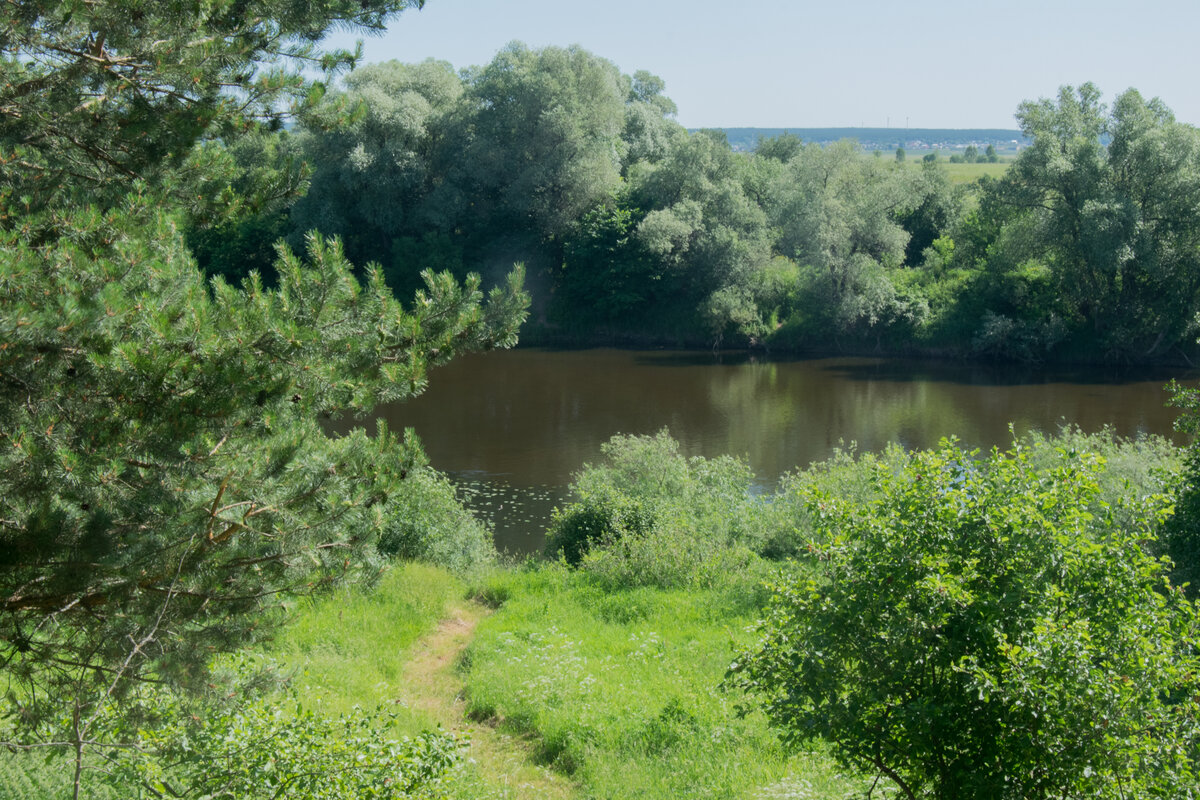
368 348 1197 552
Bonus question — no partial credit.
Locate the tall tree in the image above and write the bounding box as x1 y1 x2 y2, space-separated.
0 2 529 792
0 0 428 223
984 84 1200 358
770 140 924 338
621 69 684 170
630 131 772 318
441 42 627 245
288 59 465 272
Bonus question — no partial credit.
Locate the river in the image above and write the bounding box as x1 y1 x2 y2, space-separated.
368 348 1198 553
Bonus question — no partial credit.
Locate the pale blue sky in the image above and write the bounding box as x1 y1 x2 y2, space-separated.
324 0 1199 129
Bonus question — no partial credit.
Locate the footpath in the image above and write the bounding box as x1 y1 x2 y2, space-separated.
397 600 576 800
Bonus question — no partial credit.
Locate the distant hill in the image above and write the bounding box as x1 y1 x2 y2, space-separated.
700 127 1029 153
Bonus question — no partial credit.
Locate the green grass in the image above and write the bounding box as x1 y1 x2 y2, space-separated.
0 751 125 800
461 563 862 800
940 160 1009 183
271 561 577 800
923 159 1010 184
270 561 462 725
0 563 464 800
890 156 1010 184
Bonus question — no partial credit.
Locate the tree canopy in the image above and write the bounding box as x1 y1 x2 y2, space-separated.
975 84 1200 358
265 75 1200 361
1 0 429 220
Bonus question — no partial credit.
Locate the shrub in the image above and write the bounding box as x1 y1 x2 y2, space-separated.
760 428 1176 561
1167 381 1200 596
579 523 718 590
730 439 1200 800
546 487 658 567
544 430 767 587
378 466 496 573
761 442 911 559
97 656 461 800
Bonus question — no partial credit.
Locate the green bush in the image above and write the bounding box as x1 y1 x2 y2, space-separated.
378 466 496 573
760 428 1177 562
545 487 657 567
579 523 718 590
100 655 462 800
761 442 911 559
544 430 768 588
1166 381 1200 596
730 439 1200 800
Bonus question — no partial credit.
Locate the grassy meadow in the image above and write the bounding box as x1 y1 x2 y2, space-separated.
936 158 1010 183
267 558 862 799
895 155 1011 183
461 564 859 800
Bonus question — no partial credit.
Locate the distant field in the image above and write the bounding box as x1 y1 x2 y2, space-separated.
920 159 1010 183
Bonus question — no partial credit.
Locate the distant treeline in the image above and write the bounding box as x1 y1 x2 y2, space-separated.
194 44 1200 364
712 127 1029 152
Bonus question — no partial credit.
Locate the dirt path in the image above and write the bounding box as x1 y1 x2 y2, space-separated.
398 599 576 800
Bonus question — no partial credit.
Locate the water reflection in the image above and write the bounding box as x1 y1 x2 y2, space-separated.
364 348 1198 553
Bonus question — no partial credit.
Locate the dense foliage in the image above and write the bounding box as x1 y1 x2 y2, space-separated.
729 440 1200 799
0 2 527 796
544 430 766 588
0 210 523 715
203 56 1200 361
7 3 1200 796
100 656 462 800
968 85 1200 360
0 0 426 221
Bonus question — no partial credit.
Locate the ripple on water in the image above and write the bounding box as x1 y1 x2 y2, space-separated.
448 474 567 555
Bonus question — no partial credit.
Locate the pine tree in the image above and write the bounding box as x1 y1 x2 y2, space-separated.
0 1 529 788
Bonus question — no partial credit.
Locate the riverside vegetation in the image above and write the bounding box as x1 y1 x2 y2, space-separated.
4 2 1200 799
194 54 1200 364
9 427 1197 799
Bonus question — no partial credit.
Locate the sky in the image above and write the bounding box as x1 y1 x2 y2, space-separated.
323 0 1200 131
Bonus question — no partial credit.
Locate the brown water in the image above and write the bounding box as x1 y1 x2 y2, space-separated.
367 348 1198 553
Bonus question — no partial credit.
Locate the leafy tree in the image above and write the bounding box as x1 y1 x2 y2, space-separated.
442 42 627 246
553 200 666 329
984 84 1200 358
754 132 804 163
288 59 465 274
628 129 773 340
622 69 684 169
730 440 1200 799
985 143 999 163
893 159 964 267
770 141 924 340
895 146 906 162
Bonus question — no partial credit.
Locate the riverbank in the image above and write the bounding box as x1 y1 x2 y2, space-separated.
517 324 1200 368
3 426 1188 799
215 426 1198 798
